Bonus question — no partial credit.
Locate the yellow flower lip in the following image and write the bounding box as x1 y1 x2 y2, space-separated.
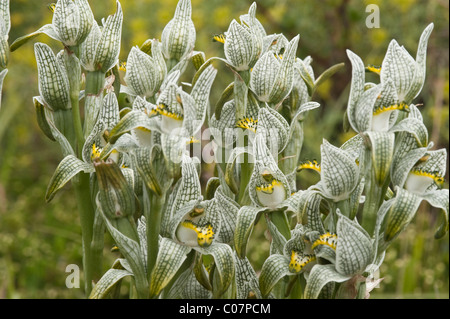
289 251 316 273
256 179 282 194
297 159 321 173
118 61 127 72
366 64 381 75
410 168 445 186
373 102 409 116
48 3 56 13
311 233 337 250
212 34 226 44
236 117 258 133
156 103 184 120
180 220 215 248
91 143 102 161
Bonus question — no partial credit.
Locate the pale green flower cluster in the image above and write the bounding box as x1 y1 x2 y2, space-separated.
4 0 447 299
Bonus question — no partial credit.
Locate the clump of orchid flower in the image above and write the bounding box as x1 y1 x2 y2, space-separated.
5 0 447 299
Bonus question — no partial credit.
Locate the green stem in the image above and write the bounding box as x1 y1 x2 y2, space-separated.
85 70 106 96
147 192 165 279
73 172 97 296
286 275 304 299
361 171 384 237
238 151 252 204
356 280 367 299
336 198 350 218
268 210 291 240
70 85 84 157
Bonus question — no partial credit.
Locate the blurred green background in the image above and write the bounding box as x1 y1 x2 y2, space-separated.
0 0 448 298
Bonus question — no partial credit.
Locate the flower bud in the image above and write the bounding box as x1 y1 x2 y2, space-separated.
250 35 299 105
124 42 167 98
161 0 196 62
52 0 94 47
94 158 135 219
224 3 263 71
0 0 10 70
80 1 123 73
34 43 70 111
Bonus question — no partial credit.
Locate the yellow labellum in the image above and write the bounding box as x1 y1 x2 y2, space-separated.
373 102 409 116
91 143 102 161
236 117 258 132
156 104 183 120
366 64 381 75
180 220 215 247
311 233 338 250
410 168 445 187
48 3 56 13
118 61 127 72
289 251 316 273
212 34 226 44
256 179 282 194
297 160 321 173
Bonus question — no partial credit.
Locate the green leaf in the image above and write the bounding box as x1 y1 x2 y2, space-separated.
98 198 148 298
234 206 263 258
383 187 422 243
364 131 395 186
313 62 345 94
320 139 359 201
235 253 262 299
149 238 191 298
335 212 373 276
225 147 252 194
304 264 351 299
45 155 94 202
259 254 291 298
197 242 235 297
34 97 55 141
214 82 234 120
10 24 61 52
44 107 75 157
89 268 133 299
296 58 315 97
423 189 449 239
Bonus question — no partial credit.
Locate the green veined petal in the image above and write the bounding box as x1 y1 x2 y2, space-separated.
45 155 94 202
304 264 351 299
259 254 291 298
149 238 191 298
89 268 133 299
